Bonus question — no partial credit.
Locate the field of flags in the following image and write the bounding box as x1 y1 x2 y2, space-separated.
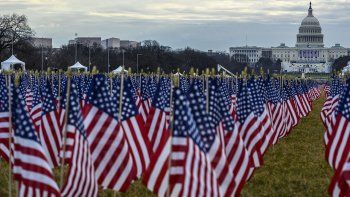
0 71 322 196
321 77 350 196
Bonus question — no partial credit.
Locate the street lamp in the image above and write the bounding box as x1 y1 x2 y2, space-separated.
137 54 142 74
107 47 110 73
122 50 125 66
88 46 91 71
74 33 78 63
41 43 44 72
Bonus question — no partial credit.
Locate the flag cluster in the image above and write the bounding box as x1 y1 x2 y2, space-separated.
0 73 319 196
321 77 350 196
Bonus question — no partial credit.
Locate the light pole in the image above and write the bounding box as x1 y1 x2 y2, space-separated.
107 47 110 73
88 46 91 71
122 50 125 66
137 53 142 74
41 44 44 72
74 33 78 62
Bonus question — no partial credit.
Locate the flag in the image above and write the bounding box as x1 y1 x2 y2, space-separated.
209 79 250 195
249 78 275 155
322 78 342 146
279 85 294 138
61 80 98 197
145 77 171 153
39 80 62 168
83 74 136 191
236 80 263 168
114 77 152 177
11 83 60 196
327 80 350 196
284 83 299 128
266 78 283 145
29 79 42 131
0 75 11 163
325 81 350 170
172 87 220 196
137 76 151 122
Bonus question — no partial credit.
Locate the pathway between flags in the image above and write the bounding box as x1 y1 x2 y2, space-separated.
241 95 332 196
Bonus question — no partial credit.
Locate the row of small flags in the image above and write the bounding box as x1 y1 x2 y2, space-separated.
321 76 350 196
0 72 320 196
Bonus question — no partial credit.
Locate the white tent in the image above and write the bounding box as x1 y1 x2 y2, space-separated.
1 55 26 71
112 66 128 74
69 62 87 72
342 61 350 75
174 72 183 76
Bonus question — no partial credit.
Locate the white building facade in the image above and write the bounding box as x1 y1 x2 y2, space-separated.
229 2 349 73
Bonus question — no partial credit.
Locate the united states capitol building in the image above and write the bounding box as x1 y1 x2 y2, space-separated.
229 2 349 73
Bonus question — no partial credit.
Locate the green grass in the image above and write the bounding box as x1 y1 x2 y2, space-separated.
0 97 332 196
242 96 333 196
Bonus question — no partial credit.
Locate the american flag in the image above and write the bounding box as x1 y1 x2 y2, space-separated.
18 76 31 112
322 77 342 146
144 77 171 153
171 87 220 196
327 80 350 196
114 77 151 178
0 75 11 163
279 84 294 138
249 78 275 155
208 78 248 195
137 76 151 122
330 156 350 196
296 81 312 115
39 79 62 168
236 80 263 168
83 74 136 191
266 77 283 145
219 80 251 195
325 80 349 170
284 83 300 128
142 78 172 195
11 84 60 196
324 83 331 98
61 80 98 196
29 79 42 131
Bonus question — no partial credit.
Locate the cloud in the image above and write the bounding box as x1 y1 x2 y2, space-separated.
1 0 349 50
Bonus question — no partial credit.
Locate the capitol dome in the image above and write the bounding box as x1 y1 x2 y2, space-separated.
301 15 320 26
296 2 324 48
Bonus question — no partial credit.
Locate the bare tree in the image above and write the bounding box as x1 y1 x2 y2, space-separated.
0 14 34 53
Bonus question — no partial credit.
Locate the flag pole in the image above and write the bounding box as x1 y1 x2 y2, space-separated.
7 74 13 197
114 65 125 197
58 71 61 107
205 69 210 113
166 74 177 197
59 72 72 188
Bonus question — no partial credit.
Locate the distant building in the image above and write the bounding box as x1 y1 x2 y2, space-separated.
120 40 140 49
101 38 120 49
71 37 101 47
68 40 75 45
229 2 349 73
229 46 262 64
30 37 52 48
207 50 229 57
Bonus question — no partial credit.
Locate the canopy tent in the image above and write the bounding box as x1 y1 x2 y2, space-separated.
174 72 183 76
112 66 128 74
69 62 88 72
1 55 26 71
342 61 350 75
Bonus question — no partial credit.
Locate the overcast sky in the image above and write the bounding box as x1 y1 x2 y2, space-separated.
1 0 350 51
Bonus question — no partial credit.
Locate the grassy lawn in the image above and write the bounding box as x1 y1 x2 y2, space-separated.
0 97 332 196
242 96 333 196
